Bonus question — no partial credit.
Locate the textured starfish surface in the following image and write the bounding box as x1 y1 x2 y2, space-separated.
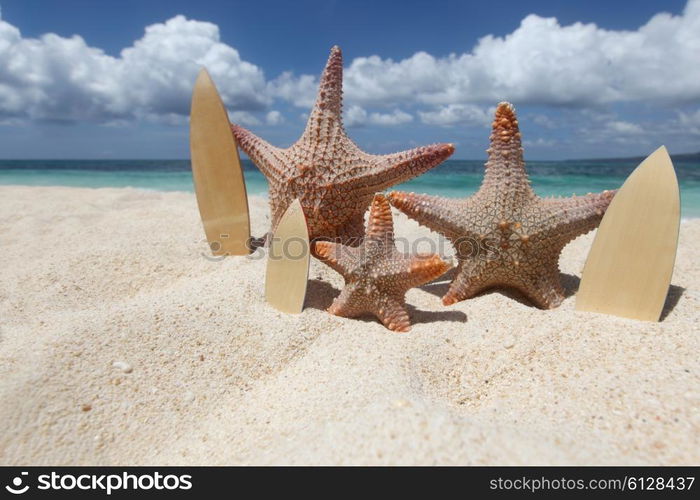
313 194 451 332
388 102 617 309
231 46 454 245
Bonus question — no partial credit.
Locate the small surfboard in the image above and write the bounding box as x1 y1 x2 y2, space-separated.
265 199 310 314
190 68 250 256
576 146 680 321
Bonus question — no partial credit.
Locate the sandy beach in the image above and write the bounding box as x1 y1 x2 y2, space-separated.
0 185 698 465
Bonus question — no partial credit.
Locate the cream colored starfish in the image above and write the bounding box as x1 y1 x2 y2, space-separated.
231 46 454 245
313 194 451 332
389 102 617 309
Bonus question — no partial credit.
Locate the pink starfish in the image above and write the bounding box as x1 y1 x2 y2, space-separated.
389 102 617 309
231 46 454 245
314 194 451 332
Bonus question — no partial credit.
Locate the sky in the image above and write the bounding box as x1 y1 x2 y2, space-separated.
0 0 698 160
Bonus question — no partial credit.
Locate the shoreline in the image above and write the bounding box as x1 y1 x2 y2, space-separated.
0 185 698 465
2 183 699 221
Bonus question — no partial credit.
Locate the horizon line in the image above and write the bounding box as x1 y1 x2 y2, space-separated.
0 152 698 163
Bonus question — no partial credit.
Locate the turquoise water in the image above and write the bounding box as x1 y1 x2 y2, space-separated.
1 159 698 217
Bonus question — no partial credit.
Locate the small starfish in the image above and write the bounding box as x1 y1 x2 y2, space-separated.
231 46 454 245
313 194 451 332
388 102 616 309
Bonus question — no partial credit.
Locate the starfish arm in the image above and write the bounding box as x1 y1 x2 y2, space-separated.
514 262 567 309
442 259 490 305
327 287 366 318
312 240 357 275
365 194 395 245
478 102 536 208
443 256 567 309
301 45 344 140
230 124 288 182
480 102 535 200
536 190 617 247
387 191 467 241
374 253 450 292
401 253 452 289
372 295 411 332
346 143 455 195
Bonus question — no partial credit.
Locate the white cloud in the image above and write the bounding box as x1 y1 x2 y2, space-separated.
344 105 413 127
276 0 700 109
268 72 316 108
368 109 413 126
344 51 446 106
0 15 268 122
579 108 617 123
344 105 367 127
229 111 260 127
418 104 492 126
1 1 699 130
606 121 644 135
678 109 700 130
265 110 284 125
524 137 557 148
119 16 269 115
530 114 556 129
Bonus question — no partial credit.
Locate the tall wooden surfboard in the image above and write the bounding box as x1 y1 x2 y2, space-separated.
190 68 250 256
265 199 311 314
576 146 680 321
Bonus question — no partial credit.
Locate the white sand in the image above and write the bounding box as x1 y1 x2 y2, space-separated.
0 185 698 465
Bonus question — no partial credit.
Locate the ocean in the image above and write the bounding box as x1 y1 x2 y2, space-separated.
1 158 699 218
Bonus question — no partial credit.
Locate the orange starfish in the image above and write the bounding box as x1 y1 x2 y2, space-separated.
313 194 451 332
388 102 616 309
231 46 454 245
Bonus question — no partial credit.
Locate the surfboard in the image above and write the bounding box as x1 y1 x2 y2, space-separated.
190 68 250 256
265 199 311 314
576 146 680 321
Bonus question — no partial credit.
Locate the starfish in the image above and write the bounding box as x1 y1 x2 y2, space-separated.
313 194 451 332
231 46 454 245
388 102 617 309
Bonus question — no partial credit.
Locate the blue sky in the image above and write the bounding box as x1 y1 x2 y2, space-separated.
0 0 697 159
